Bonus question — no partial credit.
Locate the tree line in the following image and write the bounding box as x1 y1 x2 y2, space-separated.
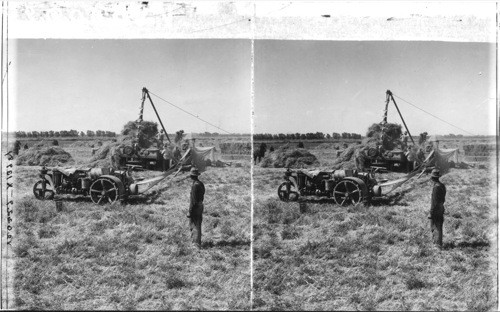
197 132 250 137
253 132 362 141
15 130 117 138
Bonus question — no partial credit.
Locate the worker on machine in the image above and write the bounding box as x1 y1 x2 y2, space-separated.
401 131 409 149
157 129 165 148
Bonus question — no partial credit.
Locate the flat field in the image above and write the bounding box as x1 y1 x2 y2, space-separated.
252 142 497 310
7 142 252 310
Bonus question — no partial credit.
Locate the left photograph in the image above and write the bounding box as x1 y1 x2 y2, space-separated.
5 39 251 309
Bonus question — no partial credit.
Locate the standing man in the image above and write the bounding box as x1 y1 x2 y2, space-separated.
188 167 205 247
429 169 446 248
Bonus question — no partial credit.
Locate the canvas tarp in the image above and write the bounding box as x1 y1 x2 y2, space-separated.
379 146 459 194
436 148 459 163
191 146 220 172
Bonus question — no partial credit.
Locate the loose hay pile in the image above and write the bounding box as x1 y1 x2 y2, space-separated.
331 123 406 170
366 122 402 150
87 120 153 168
87 136 133 168
260 144 319 168
16 146 74 166
332 143 371 170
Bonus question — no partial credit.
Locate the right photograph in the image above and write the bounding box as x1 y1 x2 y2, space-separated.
252 40 496 310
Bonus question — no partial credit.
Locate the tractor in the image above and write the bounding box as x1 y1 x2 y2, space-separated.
277 168 382 206
33 166 139 204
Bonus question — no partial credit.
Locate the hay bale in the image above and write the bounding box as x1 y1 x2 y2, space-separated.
16 146 74 166
260 144 318 168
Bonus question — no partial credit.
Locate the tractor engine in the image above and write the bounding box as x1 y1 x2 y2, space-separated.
53 170 90 195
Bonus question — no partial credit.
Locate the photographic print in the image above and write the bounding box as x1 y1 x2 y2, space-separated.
1 3 252 309
251 3 497 311
1 1 498 311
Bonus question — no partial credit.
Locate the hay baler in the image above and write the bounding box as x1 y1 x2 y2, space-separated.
277 168 382 206
364 147 412 172
363 90 417 173
116 146 173 171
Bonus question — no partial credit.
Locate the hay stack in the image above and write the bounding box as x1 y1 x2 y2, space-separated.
331 138 382 170
328 123 404 170
87 137 133 168
16 146 74 166
260 144 318 168
367 122 402 150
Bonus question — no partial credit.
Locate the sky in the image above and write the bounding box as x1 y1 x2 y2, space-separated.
11 39 496 137
12 39 251 134
254 40 495 136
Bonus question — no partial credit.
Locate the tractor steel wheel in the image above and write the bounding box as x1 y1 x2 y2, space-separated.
333 180 363 206
278 182 299 202
33 180 55 200
90 178 119 205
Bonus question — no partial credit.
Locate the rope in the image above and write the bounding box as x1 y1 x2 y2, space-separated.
148 90 231 134
392 93 476 136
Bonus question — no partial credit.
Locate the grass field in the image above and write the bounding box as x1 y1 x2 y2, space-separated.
252 144 497 310
8 142 251 310
3 136 498 310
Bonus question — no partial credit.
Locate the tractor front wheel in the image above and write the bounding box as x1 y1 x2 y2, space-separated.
278 182 299 202
33 180 55 200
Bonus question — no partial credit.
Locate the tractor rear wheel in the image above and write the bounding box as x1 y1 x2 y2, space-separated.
90 178 119 205
333 180 363 206
278 182 299 202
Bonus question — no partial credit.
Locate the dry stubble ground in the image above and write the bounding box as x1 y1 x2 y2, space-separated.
9 146 251 310
252 150 497 310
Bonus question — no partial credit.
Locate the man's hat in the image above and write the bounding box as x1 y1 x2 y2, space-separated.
431 169 440 178
190 167 200 176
